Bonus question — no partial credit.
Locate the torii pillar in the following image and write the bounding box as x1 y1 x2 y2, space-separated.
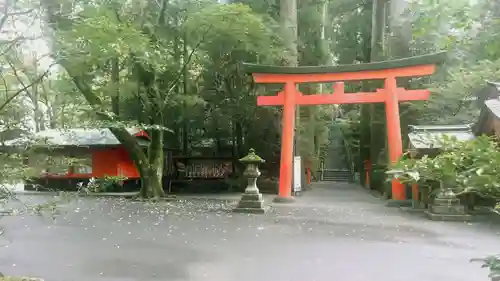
243 52 446 203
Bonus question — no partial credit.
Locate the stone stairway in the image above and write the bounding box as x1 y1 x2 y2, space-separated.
319 121 355 183
322 169 354 182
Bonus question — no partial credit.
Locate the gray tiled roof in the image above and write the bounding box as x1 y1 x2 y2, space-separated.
475 82 500 135
485 99 500 119
408 124 475 149
4 128 148 147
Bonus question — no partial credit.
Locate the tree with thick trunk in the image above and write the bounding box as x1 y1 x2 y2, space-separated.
280 0 298 67
367 0 388 190
42 0 170 198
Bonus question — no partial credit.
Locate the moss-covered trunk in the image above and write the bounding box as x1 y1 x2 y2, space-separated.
44 0 166 199
69 74 164 198
146 129 165 197
368 0 388 191
359 104 371 186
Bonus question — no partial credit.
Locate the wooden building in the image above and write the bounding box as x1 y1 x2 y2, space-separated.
4 128 152 191
404 81 500 206
405 124 475 204
474 81 500 136
407 124 475 157
2 128 238 193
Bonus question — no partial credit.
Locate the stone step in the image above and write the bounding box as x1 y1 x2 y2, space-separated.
323 174 352 178
323 173 352 176
322 176 353 182
323 169 351 173
323 171 352 175
323 178 352 182
322 169 354 182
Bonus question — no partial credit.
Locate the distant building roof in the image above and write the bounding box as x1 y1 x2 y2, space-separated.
408 124 475 149
475 81 500 135
3 128 150 147
476 81 500 105
484 99 500 119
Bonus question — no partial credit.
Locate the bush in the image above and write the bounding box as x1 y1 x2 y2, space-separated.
471 255 500 281
79 175 128 193
387 135 500 199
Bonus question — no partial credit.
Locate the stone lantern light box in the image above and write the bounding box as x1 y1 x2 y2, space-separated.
233 148 267 214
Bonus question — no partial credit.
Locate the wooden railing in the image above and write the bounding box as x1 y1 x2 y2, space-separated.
171 156 235 180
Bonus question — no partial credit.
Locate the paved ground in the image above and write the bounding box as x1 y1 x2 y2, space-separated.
0 182 499 281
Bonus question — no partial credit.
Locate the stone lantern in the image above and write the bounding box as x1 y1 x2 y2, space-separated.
425 181 472 221
233 148 266 214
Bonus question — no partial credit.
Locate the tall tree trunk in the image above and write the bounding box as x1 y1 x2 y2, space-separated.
235 120 243 157
370 0 387 61
32 89 45 132
39 81 58 129
173 15 182 150
280 0 298 184
70 74 160 197
368 0 388 190
43 0 165 198
388 0 413 151
47 108 57 128
319 0 330 95
280 0 298 66
147 127 165 197
387 0 410 59
182 27 190 155
18 55 46 132
111 57 120 117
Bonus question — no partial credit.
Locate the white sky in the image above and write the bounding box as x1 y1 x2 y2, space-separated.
1 6 53 71
1 8 54 132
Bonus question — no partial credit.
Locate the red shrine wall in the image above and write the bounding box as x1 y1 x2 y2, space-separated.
35 146 141 179
90 148 140 178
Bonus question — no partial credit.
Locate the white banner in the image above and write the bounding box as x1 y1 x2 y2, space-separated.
293 156 302 192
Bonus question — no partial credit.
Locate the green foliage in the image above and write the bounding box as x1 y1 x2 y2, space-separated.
329 0 372 64
405 0 500 124
471 256 500 281
387 135 500 198
83 175 128 193
186 3 281 60
408 0 479 55
57 6 153 70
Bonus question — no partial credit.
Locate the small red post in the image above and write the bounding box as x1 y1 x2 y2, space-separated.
384 76 405 200
276 82 296 200
364 159 371 188
306 168 311 184
412 183 419 201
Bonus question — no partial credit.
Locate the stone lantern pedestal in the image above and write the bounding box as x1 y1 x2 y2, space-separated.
425 187 472 221
233 149 266 214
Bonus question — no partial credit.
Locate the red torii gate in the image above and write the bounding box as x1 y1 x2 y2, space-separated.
243 52 446 202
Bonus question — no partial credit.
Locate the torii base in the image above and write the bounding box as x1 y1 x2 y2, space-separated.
233 193 266 214
272 196 296 203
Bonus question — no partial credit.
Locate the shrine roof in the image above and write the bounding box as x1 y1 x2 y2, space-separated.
474 81 500 135
407 124 475 149
485 98 500 119
243 52 446 74
3 128 150 148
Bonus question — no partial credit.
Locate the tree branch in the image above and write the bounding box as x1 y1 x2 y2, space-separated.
0 67 51 113
6 57 34 99
0 35 44 58
0 72 8 96
160 25 213 110
0 0 37 32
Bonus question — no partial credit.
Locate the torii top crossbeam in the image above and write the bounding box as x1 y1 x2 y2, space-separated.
243 52 446 202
